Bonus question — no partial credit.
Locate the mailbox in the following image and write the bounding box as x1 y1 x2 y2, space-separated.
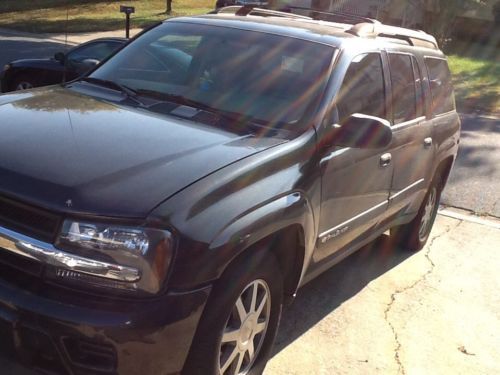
120 6 135 14
120 5 135 38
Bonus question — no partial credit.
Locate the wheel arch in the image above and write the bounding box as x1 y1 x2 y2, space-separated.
209 192 315 300
434 155 455 188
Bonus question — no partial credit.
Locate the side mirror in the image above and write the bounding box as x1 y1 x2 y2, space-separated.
54 52 65 63
81 58 100 69
333 114 392 149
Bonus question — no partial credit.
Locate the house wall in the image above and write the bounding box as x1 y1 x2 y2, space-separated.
271 0 423 25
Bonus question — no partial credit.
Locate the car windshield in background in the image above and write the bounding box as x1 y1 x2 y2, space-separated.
90 22 335 125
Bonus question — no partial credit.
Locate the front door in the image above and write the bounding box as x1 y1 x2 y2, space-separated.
314 52 393 265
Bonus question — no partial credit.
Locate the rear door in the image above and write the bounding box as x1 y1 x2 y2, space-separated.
424 56 461 166
385 52 435 218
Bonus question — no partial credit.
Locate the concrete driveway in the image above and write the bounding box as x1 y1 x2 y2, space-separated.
267 212 500 375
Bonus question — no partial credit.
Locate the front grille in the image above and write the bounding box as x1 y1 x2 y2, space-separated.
0 195 61 242
0 250 43 276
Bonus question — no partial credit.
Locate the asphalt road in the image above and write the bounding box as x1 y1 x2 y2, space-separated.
441 114 500 218
0 31 70 67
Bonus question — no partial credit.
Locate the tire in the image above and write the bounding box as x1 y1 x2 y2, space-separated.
11 75 35 91
183 249 283 375
391 175 442 251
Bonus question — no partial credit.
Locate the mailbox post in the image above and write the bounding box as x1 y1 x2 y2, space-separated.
120 5 135 39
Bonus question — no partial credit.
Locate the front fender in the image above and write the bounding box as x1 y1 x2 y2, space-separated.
209 191 316 287
148 128 321 291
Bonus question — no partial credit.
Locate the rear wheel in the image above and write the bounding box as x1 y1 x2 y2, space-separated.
391 176 442 251
183 250 283 375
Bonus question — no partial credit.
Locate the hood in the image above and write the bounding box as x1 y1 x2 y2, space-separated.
0 87 288 218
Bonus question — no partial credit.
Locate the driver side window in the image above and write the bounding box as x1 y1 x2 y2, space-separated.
336 53 386 123
67 41 121 65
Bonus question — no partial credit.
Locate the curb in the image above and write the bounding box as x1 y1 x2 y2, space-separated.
438 207 500 230
0 27 79 45
459 112 500 121
0 27 142 46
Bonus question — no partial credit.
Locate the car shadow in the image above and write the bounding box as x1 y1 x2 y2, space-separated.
271 234 413 357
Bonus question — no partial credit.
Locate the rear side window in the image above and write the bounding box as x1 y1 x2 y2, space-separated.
425 57 455 115
337 53 386 122
388 54 417 124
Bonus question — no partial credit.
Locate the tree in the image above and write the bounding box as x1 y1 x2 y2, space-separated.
493 1 500 24
166 0 172 15
418 0 486 46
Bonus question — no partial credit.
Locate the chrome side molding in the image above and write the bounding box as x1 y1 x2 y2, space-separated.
0 225 140 282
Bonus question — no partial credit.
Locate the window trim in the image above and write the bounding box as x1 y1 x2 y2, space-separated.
387 51 419 126
334 51 387 123
411 56 425 119
423 55 456 117
391 115 426 131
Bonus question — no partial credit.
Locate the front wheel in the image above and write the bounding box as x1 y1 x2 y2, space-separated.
183 251 283 375
391 177 442 251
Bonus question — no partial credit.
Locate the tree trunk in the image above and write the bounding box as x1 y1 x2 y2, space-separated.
166 0 172 15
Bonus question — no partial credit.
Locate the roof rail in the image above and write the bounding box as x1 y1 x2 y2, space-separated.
347 23 439 49
212 5 312 20
281 5 378 24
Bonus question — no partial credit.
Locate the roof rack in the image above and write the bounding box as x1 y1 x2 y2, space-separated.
281 5 378 24
347 23 439 49
209 5 439 50
211 5 312 20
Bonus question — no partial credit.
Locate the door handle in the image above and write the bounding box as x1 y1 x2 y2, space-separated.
380 153 392 167
424 137 433 148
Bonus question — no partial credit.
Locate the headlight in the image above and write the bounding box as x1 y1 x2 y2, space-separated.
3 64 11 72
50 220 174 295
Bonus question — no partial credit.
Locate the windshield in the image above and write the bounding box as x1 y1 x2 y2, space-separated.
90 21 335 126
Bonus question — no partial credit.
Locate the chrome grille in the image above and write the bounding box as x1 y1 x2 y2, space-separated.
0 195 60 242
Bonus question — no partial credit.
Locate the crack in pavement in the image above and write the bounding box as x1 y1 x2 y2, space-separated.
383 220 463 374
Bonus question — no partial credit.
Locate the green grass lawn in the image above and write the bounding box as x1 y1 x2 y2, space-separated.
0 0 214 33
447 41 499 115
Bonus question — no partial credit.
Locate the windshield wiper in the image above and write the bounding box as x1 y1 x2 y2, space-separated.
79 77 144 106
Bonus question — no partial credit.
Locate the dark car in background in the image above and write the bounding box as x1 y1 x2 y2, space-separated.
0 37 126 92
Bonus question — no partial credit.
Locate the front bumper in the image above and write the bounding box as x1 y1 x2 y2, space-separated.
0 225 211 375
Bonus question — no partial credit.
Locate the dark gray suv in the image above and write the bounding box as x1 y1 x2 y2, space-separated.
0 6 460 375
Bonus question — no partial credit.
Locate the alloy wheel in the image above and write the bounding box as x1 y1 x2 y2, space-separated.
419 186 437 242
218 279 271 375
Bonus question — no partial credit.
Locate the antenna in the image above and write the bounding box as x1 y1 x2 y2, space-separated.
62 5 69 84
65 6 69 47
